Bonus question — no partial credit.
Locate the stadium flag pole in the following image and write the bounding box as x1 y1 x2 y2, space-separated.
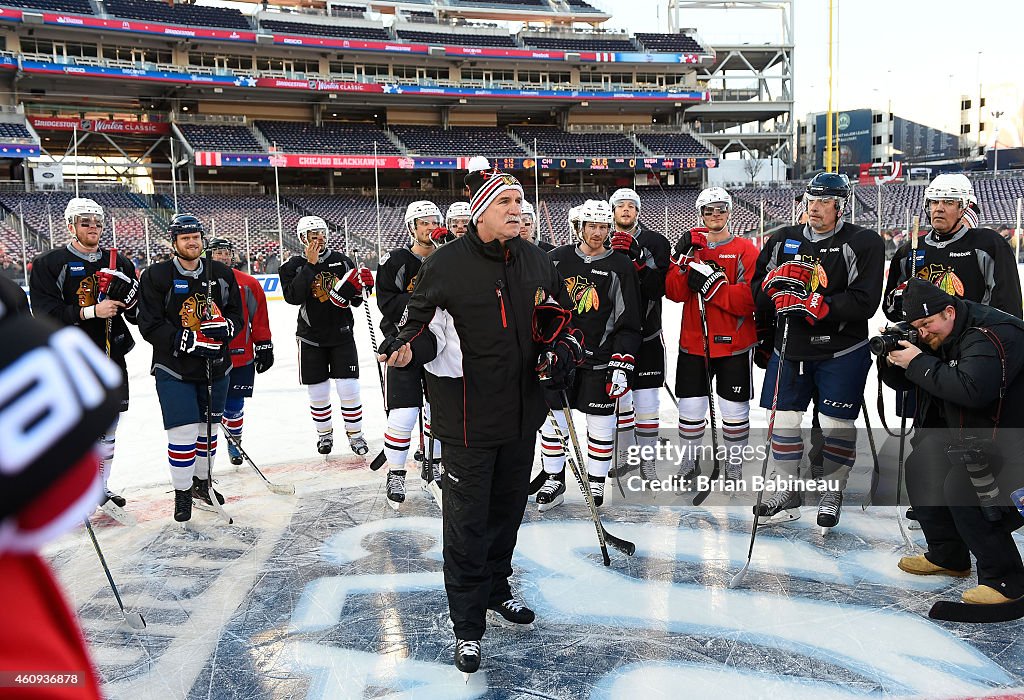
111 217 118 249
47 202 54 249
144 217 151 268
759 199 765 239
344 216 350 257
791 194 796 225
664 205 668 233
169 135 178 214
850 182 857 221
876 185 882 233
18 203 28 287
373 141 382 261
825 0 835 171
1016 197 1022 261
533 138 540 215
73 124 79 198
244 218 251 274
273 141 284 263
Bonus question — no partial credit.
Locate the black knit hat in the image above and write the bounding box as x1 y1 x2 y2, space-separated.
903 278 956 322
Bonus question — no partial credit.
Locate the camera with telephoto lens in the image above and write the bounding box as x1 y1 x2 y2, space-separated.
869 322 920 356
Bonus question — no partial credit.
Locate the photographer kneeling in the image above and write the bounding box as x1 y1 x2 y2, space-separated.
879 278 1024 608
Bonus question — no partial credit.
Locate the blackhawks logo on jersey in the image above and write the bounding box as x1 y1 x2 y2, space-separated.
564 275 600 314
179 292 221 332
794 254 829 291
918 264 965 297
75 275 98 307
311 271 335 303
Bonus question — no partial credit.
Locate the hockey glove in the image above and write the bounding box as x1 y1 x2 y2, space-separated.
611 231 645 271
96 267 139 309
429 226 457 247
377 335 405 359
885 280 908 319
329 267 374 306
605 352 635 399
687 261 727 301
753 309 775 370
532 300 572 344
772 288 829 325
672 228 709 265
199 312 234 341
762 260 816 295
537 327 584 391
254 340 274 373
177 329 222 359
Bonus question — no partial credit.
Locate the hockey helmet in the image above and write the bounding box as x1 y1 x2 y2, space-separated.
609 187 641 212
405 200 442 235
695 186 733 213
924 173 976 209
64 197 104 228
445 201 471 227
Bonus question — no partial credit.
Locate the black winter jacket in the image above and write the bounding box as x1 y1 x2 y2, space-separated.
396 225 573 448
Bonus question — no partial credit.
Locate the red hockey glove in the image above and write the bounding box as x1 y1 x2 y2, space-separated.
199 313 234 341
772 289 829 325
605 352 635 399
429 226 457 247
611 231 645 271
96 267 139 308
672 228 709 266
330 267 373 306
762 260 816 295
177 329 222 358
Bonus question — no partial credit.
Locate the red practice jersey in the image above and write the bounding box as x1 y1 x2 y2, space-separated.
665 234 758 358
229 268 272 368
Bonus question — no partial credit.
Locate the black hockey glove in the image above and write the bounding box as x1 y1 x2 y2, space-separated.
199 312 234 341
606 352 634 399
672 228 708 264
177 329 222 359
96 267 139 309
753 309 775 370
532 300 572 344
537 327 584 391
254 340 274 373
377 335 405 359
686 261 727 301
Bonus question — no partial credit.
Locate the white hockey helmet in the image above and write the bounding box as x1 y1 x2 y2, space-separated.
924 173 976 209
577 199 614 242
521 200 535 219
64 197 104 227
296 215 329 250
609 187 641 212
405 200 442 235
567 205 583 238
445 201 471 227
696 186 733 212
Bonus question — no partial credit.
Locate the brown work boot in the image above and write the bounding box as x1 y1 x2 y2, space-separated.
898 554 971 578
962 585 1024 605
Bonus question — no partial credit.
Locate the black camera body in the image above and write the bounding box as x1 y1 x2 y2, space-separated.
869 321 920 356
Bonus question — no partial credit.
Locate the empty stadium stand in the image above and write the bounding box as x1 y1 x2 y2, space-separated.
394 29 519 48
259 19 389 41
636 133 714 157
390 125 526 157
0 123 34 140
255 121 402 155
178 124 265 153
635 32 705 54
522 35 636 52
102 0 251 30
0 0 93 14
512 125 641 157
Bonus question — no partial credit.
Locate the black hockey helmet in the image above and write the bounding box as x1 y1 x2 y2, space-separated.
168 213 204 240
207 237 233 251
806 172 851 199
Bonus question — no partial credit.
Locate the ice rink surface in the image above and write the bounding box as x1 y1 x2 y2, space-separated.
46 286 1024 699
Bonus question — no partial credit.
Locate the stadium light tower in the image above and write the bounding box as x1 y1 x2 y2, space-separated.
991 109 1004 174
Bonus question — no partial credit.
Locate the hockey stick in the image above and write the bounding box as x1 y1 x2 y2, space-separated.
361 285 387 409
928 597 1024 623
220 430 294 495
658 333 678 404
203 249 233 525
730 316 790 589
611 397 626 498
860 400 881 511
553 397 636 563
83 519 146 630
692 291 722 507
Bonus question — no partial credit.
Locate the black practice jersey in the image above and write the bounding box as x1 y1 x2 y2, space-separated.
137 257 242 381
29 243 138 362
279 250 361 347
884 226 1022 322
549 245 642 369
376 246 425 337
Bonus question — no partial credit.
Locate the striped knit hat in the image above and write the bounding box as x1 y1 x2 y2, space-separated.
465 156 524 225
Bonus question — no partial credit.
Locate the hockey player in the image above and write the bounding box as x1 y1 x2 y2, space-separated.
750 172 885 529
279 216 374 457
608 188 671 479
29 197 139 521
446 201 471 237
665 187 758 483
136 214 243 522
536 199 641 510
884 173 1021 322
0 299 123 699
208 238 273 466
376 201 445 509
377 159 581 675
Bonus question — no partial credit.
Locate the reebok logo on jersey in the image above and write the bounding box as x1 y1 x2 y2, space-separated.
948 251 972 257
173 280 189 294
718 254 737 259
588 269 609 276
